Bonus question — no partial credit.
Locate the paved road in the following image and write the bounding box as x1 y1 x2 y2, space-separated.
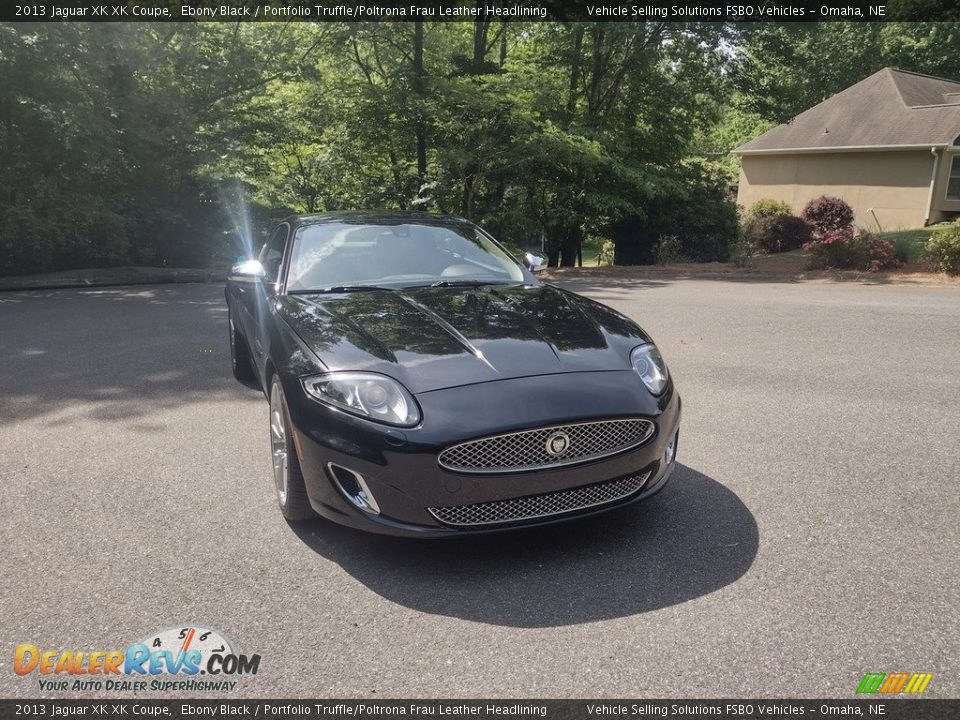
1 277 958 698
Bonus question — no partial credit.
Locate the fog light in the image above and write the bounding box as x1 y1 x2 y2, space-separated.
664 432 678 466
327 463 381 515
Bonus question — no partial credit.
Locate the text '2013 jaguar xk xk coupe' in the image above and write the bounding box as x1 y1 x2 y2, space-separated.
226 212 680 536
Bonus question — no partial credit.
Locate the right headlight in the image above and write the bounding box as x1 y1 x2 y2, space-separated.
630 343 669 395
301 372 421 427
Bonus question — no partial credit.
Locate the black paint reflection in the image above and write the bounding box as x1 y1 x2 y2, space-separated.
277 284 651 393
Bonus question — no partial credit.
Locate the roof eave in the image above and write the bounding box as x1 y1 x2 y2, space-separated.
734 143 951 156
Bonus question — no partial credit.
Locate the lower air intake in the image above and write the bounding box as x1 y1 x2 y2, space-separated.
427 471 651 528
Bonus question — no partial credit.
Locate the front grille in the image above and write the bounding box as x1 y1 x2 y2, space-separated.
428 471 651 528
437 418 655 474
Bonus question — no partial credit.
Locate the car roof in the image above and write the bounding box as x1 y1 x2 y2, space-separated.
286 211 474 229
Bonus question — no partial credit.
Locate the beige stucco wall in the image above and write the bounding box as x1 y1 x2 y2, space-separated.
929 148 960 223
737 150 936 231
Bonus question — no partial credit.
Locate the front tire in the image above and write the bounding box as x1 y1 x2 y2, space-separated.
269 376 314 521
229 310 256 383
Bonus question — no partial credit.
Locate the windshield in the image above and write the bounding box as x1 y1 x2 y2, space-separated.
285 222 526 292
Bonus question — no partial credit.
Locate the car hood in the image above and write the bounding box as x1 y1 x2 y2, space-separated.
278 284 650 394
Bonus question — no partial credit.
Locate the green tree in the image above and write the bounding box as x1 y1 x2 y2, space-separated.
734 22 960 123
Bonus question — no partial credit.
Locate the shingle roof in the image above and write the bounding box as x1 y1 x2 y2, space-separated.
734 68 960 155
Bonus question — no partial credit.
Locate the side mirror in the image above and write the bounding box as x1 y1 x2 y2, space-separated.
524 252 547 273
230 259 266 282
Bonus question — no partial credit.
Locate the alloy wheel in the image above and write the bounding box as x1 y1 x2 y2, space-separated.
269 381 288 506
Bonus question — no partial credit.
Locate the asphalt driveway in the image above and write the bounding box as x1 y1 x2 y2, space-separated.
0 276 957 697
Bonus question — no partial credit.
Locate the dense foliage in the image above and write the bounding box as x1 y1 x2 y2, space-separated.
745 199 793 222
925 222 960 274
744 214 812 254
804 228 899 271
801 196 856 235
0 21 955 276
733 23 960 123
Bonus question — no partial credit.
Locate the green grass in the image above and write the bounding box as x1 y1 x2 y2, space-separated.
581 237 602 266
525 238 604 267
878 226 938 263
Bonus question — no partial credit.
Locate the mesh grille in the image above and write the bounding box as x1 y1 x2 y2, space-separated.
437 418 655 473
428 471 651 528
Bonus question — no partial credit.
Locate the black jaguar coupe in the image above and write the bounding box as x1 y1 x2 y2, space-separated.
226 212 680 536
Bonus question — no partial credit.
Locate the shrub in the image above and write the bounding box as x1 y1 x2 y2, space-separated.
611 162 738 265
925 222 960 275
804 228 862 269
728 235 754 268
892 236 913 265
745 198 792 222
656 235 693 264
743 214 812 254
804 228 899 271
0 206 53 276
801 196 855 235
862 234 899 271
597 239 615 266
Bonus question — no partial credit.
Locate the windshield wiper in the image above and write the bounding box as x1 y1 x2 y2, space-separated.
292 285 397 294
405 279 513 289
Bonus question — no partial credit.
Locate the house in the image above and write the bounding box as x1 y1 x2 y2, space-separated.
734 68 960 230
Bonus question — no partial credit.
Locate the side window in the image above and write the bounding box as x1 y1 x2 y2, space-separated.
947 156 960 201
258 225 288 282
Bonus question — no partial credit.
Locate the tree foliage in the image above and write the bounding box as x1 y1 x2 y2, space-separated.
0 21 957 275
733 22 960 123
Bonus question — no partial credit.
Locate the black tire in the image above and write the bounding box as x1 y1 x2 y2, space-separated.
228 310 256 383
269 376 315 521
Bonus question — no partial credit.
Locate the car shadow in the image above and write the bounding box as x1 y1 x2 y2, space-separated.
291 463 758 627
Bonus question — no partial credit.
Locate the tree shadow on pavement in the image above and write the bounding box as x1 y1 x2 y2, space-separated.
0 284 261 427
292 464 758 627
549 268 935 297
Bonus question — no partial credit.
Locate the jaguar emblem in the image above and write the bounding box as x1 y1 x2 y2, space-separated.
545 431 571 456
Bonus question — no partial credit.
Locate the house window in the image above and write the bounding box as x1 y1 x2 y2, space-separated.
948 156 960 201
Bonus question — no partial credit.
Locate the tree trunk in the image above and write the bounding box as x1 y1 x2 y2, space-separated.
587 28 606 118
461 173 476 219
473 10 490 67
566 26 584 118
545 226 562 267
559 225 582 267
413 21 428 195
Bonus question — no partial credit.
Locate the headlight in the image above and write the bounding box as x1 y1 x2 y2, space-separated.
630 344 669 395
301 372 421 427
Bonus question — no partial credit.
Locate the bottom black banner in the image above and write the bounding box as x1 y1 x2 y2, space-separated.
0 700 958 720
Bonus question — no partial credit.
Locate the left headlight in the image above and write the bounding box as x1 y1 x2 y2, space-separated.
301 372 421 427
630 343 670 395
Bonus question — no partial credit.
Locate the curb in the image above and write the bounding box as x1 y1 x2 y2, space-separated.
0 268 226 292
542 267 958 287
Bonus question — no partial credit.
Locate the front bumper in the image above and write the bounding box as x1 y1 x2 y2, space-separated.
282 370 681 537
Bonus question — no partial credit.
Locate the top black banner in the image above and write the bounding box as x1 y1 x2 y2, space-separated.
1 701 960 720
4 0 960 23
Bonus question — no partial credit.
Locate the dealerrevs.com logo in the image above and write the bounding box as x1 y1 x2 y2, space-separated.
14 625 260 693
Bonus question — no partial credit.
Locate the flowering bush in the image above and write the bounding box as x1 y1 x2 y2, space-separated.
925 223 960 275
743 214 812 253
804 228 899 271
804 228 861 268
801 196 855 234
861 234 899 271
